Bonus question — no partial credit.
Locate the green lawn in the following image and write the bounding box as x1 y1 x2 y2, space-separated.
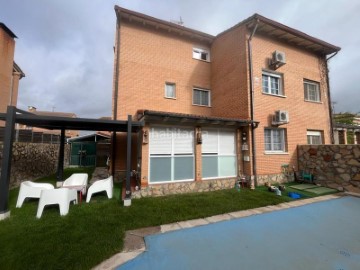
0 168 335 270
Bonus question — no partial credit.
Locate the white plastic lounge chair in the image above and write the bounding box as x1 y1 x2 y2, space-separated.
16 181 54 208
36 188 78 218
62 173 88 195
86 176 113 203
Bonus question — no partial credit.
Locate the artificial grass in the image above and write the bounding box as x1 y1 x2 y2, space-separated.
0 172 328 270
289 184 317 190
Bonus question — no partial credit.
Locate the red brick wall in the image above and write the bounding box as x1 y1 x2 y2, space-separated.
0 27 15 126
116 20 212 121
211 26 250 119
251 33 331 175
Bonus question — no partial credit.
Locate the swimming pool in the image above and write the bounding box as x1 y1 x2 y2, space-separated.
117 196 360 270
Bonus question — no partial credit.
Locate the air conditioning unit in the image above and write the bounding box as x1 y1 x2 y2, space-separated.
273 51 286 64
273 110 289 125
270 51 286 70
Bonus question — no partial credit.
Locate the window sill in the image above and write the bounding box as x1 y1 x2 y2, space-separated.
164 97 176 100
304 100 322 104
202 176 236 180
262 93 287 98
192 57 210 63
149 179 194 185
192 104 211 108
264 151 289 155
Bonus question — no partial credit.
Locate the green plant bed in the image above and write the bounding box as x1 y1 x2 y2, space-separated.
1 177 329 270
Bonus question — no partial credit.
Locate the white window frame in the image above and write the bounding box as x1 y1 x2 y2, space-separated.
164 82 176 99
304 80 321 102
193 47 210 62
149 127 195 183
264 128 286 153
193 88 211 107
201 129 237 179
262 71 283 96
307 130 323 145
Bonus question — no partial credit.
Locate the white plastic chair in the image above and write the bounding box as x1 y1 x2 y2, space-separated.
36 188 78 218
86 176 113 203
16 181 55 208
62 173 88 194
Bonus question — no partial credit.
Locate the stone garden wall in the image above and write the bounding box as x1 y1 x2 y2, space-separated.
132 178 237 198
256 172 294 186
0 142 70 188
298 145 360 193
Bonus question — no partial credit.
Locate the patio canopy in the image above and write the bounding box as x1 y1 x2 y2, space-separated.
0 106 143 217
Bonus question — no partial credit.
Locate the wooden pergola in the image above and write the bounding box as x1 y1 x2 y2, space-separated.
0 106 143 219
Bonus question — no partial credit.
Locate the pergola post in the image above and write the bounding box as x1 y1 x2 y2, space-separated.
0 106 16 219
56 129 65 185
124 115 132 206
111 131 117 177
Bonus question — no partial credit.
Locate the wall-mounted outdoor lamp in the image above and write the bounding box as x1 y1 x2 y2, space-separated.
196 128 202 144
142 130 148 144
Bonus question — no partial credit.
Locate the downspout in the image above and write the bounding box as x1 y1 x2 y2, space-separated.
325 51 338 144
247 19 259 187
111 9 121 177
113 10 120 121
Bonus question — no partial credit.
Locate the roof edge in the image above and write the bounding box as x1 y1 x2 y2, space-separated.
114 5 214 42
13 61 25 78
217 13 340 54
0 22 17 38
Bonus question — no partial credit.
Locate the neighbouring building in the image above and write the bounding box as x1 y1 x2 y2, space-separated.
0 23 25 127
334 123 360 145
112 6 340 193
18 106 80 138
333 113 360 145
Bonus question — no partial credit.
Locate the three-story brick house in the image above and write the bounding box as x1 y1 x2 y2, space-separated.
112 6 340 194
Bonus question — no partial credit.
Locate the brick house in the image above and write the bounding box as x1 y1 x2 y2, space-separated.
0 23 25 127
17 106 80 138
112 6 340 194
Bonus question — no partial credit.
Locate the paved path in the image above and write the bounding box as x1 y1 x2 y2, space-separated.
93 193 349 270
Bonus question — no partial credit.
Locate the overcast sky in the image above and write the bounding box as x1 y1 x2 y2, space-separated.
1 0 359 118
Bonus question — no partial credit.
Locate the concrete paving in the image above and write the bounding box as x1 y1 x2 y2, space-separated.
92 193 344 270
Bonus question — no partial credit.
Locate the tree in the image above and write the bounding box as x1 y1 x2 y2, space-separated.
334 112 355 125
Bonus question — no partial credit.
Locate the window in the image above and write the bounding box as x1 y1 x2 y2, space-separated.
264 128 286 152
262 72 282 96
149 127 194 183
307 130 323 145
202 129 236 179
165 83 176 99
193 48 210 62
193 88 210 106
304 80 320 102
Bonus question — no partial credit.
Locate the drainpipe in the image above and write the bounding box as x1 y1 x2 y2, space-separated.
111 9 121 178
113 10 121 121
247 19 259 187
325 51 338 144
